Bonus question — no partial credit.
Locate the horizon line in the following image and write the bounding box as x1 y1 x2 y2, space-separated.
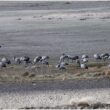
0 0 110 1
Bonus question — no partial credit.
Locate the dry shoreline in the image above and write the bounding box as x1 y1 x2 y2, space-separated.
0 78 109 109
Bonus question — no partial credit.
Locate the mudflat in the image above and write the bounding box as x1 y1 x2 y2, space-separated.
0 1 110 58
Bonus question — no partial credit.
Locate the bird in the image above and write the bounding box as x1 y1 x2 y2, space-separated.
76 59 81 67
82 54 89 59
1 57 11 64
59 53 68 63
99 53 109 61
108 56 110 60
93 54 101 60
13 56 21 64
80 63 88 69
20 56 31 64
40 56 50 66
59 63 66 70
56 62 68 70
33 56 42 64
41 60 49 65
82 58 88 63
40 56 49 62
59 66 66 70
60 62 68 66
0 62 6 68
67 55 79 62
56 64 60 68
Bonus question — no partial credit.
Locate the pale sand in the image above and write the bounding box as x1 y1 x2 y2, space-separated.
0 88 109 108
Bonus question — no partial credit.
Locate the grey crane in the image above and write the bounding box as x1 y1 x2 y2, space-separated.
33 56 42 64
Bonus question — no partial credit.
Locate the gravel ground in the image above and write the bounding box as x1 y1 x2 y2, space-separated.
0 88 110 109
0 78 109 108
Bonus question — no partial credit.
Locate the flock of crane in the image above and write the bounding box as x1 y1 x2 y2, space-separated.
0 53 110 70
56 53 110 70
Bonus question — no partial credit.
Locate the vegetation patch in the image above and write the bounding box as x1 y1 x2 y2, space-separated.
0 62 109 83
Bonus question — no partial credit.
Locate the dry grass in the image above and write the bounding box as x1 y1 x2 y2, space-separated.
0 62 109 82
88 62 108 68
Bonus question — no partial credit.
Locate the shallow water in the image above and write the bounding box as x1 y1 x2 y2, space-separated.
0 1 110 11
0 1 110 58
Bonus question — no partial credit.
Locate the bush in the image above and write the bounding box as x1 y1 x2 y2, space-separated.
22 72 29 77
29 73 36 78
